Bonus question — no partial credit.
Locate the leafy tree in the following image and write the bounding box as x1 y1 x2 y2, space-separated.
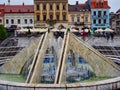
0 25 8 40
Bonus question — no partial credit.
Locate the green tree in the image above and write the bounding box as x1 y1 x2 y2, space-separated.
0 25 8 40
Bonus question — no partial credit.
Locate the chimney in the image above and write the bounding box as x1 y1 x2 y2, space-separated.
76 1 79 5
23 2 24 6
8 0 10 5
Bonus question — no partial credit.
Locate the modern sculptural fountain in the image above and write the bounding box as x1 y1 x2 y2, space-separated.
0 30 120 90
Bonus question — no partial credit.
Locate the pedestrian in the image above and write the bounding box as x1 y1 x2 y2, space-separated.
106 32 110 42
110 32 114 41
81 30 87 41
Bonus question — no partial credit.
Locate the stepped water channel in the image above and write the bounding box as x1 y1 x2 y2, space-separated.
0 30 120 90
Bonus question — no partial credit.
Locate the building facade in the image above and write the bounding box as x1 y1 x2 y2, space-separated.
88 0 110 31
110 9 120 34
4 5 34 28
68 1 91 28
0 4 5 25
34 0 68 27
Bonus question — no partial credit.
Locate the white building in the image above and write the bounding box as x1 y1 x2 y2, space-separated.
4 5 34 28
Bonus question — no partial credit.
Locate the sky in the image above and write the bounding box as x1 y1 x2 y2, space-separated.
0 0 119 12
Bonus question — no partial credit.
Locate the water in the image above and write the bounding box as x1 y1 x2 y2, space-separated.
40 36 63 83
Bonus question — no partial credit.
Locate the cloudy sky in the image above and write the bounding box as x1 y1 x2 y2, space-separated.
0 0 119 12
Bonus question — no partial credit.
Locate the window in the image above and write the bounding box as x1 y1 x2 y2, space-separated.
24 19 27 24
93 19 96 24
104 19 106 24
50 4 53 10
37 15 40 21
56 4 59 10
0 19 2 23
63 15 66 21
11 19 14 24
77 17 80 23
104 11 106 15
85 16 88 22
98 11 102 17
50 15 53 21
98 19 101 24
93 11 96 16
71 16 74 22
96 2 98 6
30 19 33 24
18 19 21 24
6 19 9 24
63 5 66 10
101 2 104 6
43 15 46 21
36 4 40 10
56 15 59 21
43 4 46 10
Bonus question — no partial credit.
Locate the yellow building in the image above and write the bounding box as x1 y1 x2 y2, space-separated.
68 2 91 28
34 0 68 27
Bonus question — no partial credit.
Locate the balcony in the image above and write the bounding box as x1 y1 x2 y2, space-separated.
95 24 105 26
103 15 108 19
92 16 98 19
74 22 84 26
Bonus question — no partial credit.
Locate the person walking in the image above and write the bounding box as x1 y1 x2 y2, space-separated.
106 32 110 42
110 32 114 41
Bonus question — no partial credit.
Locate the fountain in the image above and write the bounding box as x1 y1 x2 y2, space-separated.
0 30 120 90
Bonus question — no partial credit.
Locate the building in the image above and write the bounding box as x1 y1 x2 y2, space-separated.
34 0 68 28
110 9 120 34
0 4 5 25
68 1 91 28
116 9 120 33
4 4 34 28
110 12 116 30
88 0 110 31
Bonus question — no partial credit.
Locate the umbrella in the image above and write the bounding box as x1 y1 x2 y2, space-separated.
84 29 89 32
104 28 114 32
95 29 104 32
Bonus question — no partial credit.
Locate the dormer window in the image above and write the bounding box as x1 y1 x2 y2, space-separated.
19 9 21 12
28 9 30 12
101 2 104 6
96 2 98 6
10 10 12 12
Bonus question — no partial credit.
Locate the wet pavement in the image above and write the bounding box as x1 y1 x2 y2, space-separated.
85 36 120 47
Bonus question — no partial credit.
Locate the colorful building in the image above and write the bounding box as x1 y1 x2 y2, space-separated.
34 0 68 28
88 0 110 31
68 1 91 28
0 4 5 25
4 4 34 28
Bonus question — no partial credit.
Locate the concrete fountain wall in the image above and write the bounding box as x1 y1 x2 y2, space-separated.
0 77 120 90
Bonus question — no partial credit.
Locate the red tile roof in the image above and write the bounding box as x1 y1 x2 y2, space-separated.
5 5 34 13
69 4 90 12
91 0 110 9
0 4 5 16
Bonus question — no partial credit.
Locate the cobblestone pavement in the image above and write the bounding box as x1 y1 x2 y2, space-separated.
85 36 120 47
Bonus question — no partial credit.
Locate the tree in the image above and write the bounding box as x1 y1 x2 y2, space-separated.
0 25 8 40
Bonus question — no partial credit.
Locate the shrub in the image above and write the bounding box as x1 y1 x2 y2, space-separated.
0 25 8 40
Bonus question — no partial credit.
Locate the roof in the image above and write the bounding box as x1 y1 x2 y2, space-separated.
116 9 120 13
69 4 90 12
0 4 5 16
5 5 34 14
90 0 110 9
